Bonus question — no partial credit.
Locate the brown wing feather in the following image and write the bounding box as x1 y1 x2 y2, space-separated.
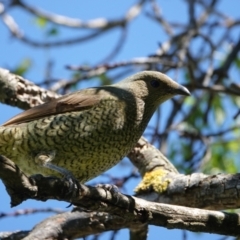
2 89 102 126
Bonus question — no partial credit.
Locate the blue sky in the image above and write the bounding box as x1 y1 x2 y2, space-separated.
0 1 239 239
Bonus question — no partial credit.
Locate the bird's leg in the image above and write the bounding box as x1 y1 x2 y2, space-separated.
34 151 79 192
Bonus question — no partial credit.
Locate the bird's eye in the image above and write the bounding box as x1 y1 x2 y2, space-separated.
150 80 160 88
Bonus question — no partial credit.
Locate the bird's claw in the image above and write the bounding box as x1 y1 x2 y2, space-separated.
96 183 120 204
96 183 119 193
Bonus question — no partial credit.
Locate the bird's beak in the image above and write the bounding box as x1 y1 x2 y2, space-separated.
176 85 191 96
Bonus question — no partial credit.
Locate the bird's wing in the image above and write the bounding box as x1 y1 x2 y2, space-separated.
2 89 104 126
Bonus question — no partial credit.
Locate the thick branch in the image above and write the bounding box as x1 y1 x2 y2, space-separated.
0 157 240 238
0 68 59 109
128 137 240 210
12 202 240 239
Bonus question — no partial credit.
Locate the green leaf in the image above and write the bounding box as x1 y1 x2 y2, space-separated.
184 95 196 106
35 17 48 28
212 96 225 126
227 140 239 152
12 58 32 76
235 57 240 69
72 71 81 80
183 71 190 83
214 107 225 125
232 127 240 137
203 139 240 174
46 27 59 37
98 73 112 85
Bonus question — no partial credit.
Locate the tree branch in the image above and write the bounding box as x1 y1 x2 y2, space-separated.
1 155 240 238
0 68 59 109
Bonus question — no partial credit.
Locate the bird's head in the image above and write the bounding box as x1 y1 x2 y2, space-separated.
116 71 190 107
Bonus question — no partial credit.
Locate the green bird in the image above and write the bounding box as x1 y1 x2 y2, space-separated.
0 71 190 183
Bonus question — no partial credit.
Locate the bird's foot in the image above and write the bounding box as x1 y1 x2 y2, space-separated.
34 151 80 197
96 183 119 193
96 183 120 204
46 162 80 197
